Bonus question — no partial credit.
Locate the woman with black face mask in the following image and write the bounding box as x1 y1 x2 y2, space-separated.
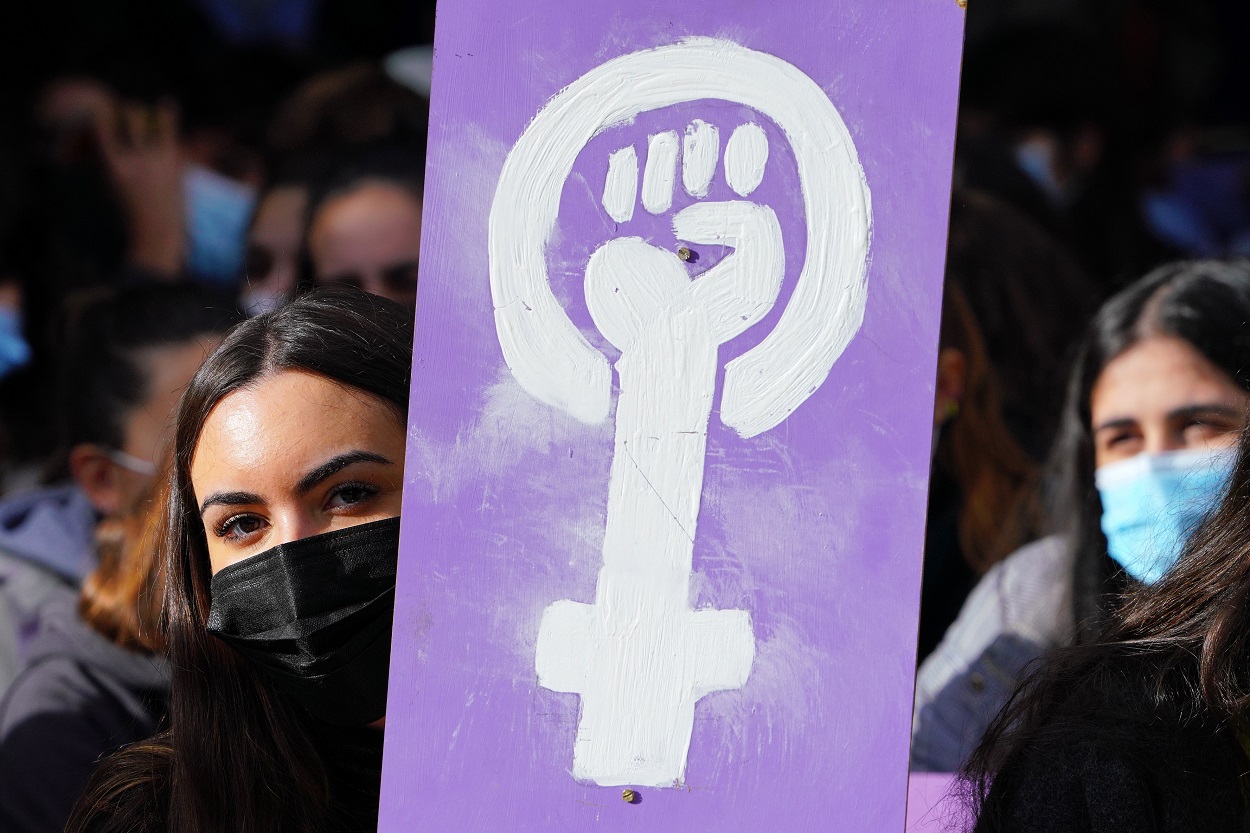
67 288 413 833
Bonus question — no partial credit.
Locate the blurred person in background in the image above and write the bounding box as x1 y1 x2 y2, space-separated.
945 190 1101 458
259 63 428 310
0 468 170 833
68 290 411 833
241 60 431 316
26 47 286 292
0 285 239 691
916 189 1102 664
239 166 314 316
919 283 1039 663
912 259 1250 773
266 62 429 161
304 151 423 308
955 22 1167 285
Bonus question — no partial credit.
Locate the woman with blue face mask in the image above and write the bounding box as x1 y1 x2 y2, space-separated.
911 259 1250 775
963 266 1250 831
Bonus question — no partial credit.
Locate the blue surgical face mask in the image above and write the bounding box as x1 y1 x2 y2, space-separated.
1014 137 1073 208
183 165 256 284
0 305 32 381
1095 447 1237 584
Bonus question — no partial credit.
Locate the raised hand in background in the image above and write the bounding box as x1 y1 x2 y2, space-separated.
96 101 185 279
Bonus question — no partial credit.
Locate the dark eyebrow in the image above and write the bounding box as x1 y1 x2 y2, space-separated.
199 491 263 517
1092 417 1136 435
1094 404 1246 435
1167 403 1246 423
295 451 395 496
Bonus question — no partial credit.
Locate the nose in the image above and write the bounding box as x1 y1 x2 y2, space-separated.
270 512 326 548
1144 423 1187 456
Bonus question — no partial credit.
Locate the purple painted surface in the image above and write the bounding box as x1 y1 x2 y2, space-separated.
382 2 965 830
907 773 969 832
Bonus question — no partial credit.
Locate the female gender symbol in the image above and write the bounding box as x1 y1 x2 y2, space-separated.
488 36 871 787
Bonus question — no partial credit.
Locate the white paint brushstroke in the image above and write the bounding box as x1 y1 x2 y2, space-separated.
601 146 638 223
641 131 679 214
488 36 870 435
536 303 755 788
585 237 688 353
724 123 769 197
674 201 784 342
682 119 719 198
537 200 783 786
489 36 871 787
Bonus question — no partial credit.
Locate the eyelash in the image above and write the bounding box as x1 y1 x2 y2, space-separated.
328 480 381 507
213 514 260 541
210 481 383 542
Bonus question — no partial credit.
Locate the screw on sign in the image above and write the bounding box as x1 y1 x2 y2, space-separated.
488 38 871 789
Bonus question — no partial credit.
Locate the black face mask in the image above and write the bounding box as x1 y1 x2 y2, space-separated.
206 517 400 727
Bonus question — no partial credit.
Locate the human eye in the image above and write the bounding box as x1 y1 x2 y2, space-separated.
1104 430 1133 447
1182 414 1242 446
212 513 268 543
325 480 382 512
1094 423 1142 464
382 262 420 293
1099 429 1140 453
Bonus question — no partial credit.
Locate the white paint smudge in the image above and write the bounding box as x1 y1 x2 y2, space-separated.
682 119 719 198
585 237 689 353
641 130 679 214
724 122 769 197
601 146 637 223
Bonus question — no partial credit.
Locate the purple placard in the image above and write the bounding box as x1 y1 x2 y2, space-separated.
383 2 965 830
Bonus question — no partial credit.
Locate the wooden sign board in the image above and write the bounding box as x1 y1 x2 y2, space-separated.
383 1 966 829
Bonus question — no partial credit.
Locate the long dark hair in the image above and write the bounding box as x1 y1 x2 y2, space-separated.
68 288 413 833
967 260 1250 827
1044 259 1250 637
934 282 1038 575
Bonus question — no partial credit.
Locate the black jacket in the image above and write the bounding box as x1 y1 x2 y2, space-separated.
0 594 169 833
974 652 1249 833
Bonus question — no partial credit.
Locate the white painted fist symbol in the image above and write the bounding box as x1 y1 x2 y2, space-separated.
587 121 784 357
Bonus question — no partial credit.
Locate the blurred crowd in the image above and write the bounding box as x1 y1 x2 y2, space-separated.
0 0 1246 829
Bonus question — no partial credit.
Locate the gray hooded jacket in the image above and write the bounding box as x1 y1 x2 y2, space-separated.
0 484 97 690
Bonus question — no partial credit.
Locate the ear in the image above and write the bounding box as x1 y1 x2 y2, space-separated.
69 443 123 516
934 347 967 428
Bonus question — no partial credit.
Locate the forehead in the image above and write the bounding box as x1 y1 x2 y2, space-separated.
122 338 219 454
1091 336 1243 421
309 183 423 270
190 370 403 495
252 186 308 243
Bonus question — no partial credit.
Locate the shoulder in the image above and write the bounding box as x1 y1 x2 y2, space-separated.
939 535 1072 664
1 599 115 729
985 535 1074 641
0 623 162 761
915 536 1071 713
912 537 1076 772
0 555 76 689
0 653 97 735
